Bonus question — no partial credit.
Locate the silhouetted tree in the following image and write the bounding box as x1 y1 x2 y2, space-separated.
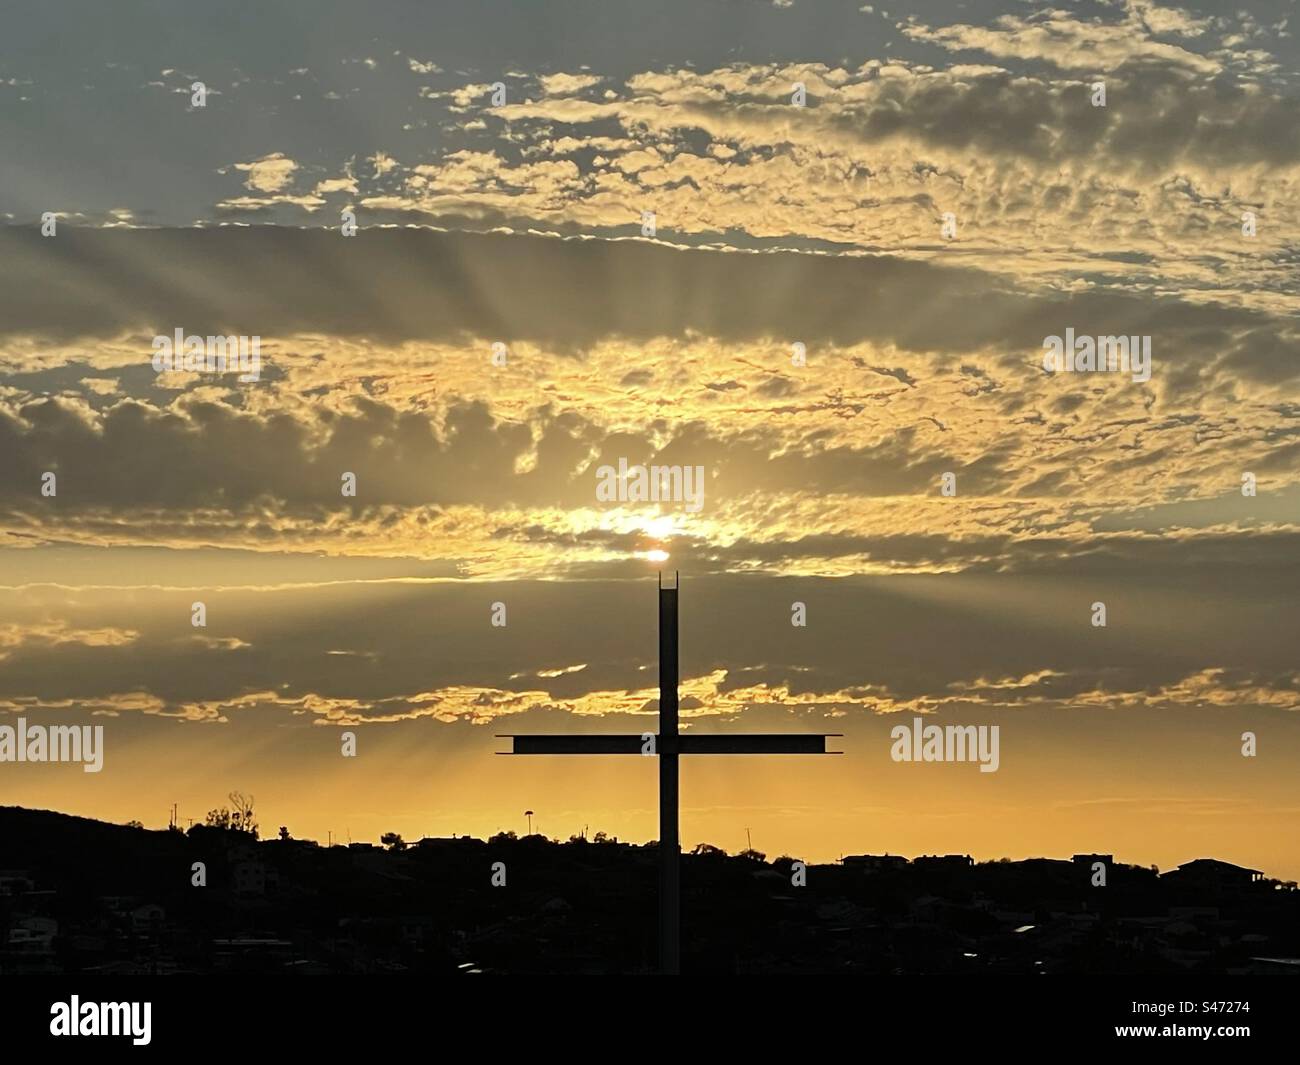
201 792 258 837
204 808 231 830
228 792 258 838
380 832 407 851
278 826 292 841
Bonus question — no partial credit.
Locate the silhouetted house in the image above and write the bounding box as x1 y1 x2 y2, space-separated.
270 836 318 851
12 915 57 947
6 916 58 971
1163 859 1265 889
1004 858 1074 887
842 854 908 872
131 903 165 933
100 895 138 918
67 932 109 954
414 836 459 848
1072 853 1112 866
210 937 294 973
0 870 35 895
913 854 974 872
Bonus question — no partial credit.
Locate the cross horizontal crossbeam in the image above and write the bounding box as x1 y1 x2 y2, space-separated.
498 733 842 755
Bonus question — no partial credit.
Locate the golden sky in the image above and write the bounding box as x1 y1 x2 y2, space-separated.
1 0 1297 878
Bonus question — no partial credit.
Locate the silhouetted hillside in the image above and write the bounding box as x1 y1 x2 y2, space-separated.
2 807 1298 975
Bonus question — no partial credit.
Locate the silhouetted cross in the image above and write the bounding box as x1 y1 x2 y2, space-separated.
499 573 839 974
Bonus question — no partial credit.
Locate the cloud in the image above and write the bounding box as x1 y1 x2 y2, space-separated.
232 152 299 193
0 225 1296 582
900 6 1220 73
1126 0 1211 39
538 72 602 95
260 60 1297 310
0 562 1294 723
370 151 399 176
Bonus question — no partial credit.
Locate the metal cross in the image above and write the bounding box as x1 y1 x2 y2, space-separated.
499 573 839 973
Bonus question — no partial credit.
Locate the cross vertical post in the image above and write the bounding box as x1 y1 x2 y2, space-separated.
658 572 680 974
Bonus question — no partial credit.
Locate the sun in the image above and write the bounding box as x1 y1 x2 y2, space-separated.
645 548 670 563
640 514 678 540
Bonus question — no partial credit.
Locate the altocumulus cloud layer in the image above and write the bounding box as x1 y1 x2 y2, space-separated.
0 0 1297 870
